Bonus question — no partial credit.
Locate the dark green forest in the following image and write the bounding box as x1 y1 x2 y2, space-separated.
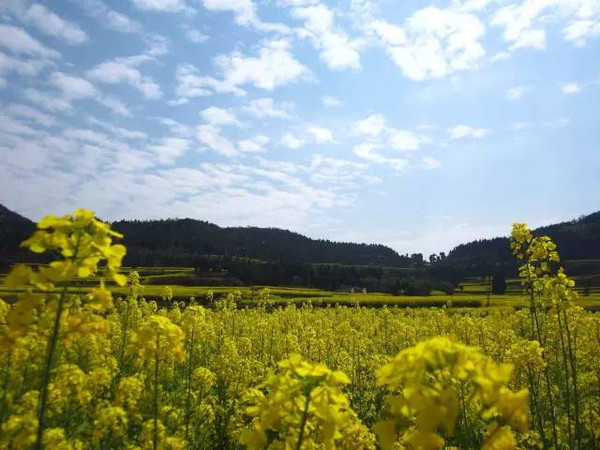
1 204 599 293
110 218 408 266
440 212 600 277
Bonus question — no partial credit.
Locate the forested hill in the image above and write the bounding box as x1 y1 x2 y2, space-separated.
2 204 599 273
443 212 600 275
0 205 404 267
110 219 405 267
0 204 36 269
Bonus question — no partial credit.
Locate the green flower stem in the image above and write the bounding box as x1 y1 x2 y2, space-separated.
296 391 312 450
35 236 82 450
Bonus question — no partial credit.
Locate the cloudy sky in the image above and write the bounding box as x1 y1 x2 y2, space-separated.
0 0 599 256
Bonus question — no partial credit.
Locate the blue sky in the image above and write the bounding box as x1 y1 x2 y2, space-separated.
0 0 599 256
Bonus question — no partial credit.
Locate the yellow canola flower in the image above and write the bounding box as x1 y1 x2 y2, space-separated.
115 376 145 412
43 427 83 450
18 208 127 287
482 424 516 450
191 367 215 391
48 364 93 410
138 420 186 449
127 315 185 362
1 209 128 348
506 340 545 372
92 406 128 444
237 353 375 450
88 280 114 311
1 413 38 449
374 336 529 450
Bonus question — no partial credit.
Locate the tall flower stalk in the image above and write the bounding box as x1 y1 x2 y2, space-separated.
511 223 582 449
127 315 185 449
2 209 126 449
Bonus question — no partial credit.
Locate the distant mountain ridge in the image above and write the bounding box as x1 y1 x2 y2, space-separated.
110 218 405 267
444 212 600 275
0 205 404 268
0 204 36 270
1 205 599 273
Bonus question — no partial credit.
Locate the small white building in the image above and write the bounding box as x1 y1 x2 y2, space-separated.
350 287 367 294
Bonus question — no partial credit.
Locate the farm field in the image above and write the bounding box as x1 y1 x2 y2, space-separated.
1 211 600 449
3 270 600 310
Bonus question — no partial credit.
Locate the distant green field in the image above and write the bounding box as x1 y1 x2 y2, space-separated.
459 277 600 296
2 266 600 309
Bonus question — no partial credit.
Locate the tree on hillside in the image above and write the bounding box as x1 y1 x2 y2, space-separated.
491 274 507 295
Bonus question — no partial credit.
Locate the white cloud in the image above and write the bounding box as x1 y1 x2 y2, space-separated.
491 51 511 62
277 0 321 5
88 59 147 79
0 24 60 58
23 88 72 111
562 82 581 94
169 99 188 106
280 133 305 149
355 113 425 152
369 20 406 45
183 26 209 43
238 135 269 153
321 95 341 107
506 85 532 100
353 141 379 160
447 124 488 139
132 0 189 12
202 0 289 33
86 116 148 139
143 33 170 57
73 0 143 33
492 1 600 50
173 40 307 102
96 96 132 117
147 137 190 164
563 19 600 46
307 125 334 143
158 118 194 137
353 142 408 171
201 0 254 24
24 4 88 45
196 124 237 157
0 114 45 137
215 39 309 91
309 154 379 186
28 74 132 116
1 121 365 231
200 106 241 126
388 129 421 151
419 156 441 170
62 128 114 146
492 3 547 51
87 58 162 99
363 5 485 80
355 114 386 136
245 98 292 118
291 4 361 70
173 64 244 100
0 51 51 77
6 104 56 127
50 72 97 99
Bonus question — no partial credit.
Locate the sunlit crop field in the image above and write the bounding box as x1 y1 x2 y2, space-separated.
3 274 600 310
1 211 599 449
